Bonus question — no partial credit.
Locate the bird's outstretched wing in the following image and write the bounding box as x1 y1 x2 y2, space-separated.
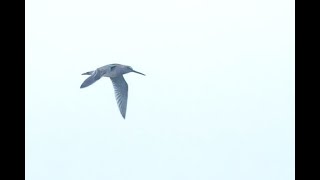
80 69 102 88
110 76 128 119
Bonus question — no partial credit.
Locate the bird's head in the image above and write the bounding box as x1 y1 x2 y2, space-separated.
125 65 145 76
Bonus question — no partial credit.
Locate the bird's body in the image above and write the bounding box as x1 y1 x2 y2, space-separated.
80 64 145 119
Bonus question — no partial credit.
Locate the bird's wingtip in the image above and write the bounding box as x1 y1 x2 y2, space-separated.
80 84 86 89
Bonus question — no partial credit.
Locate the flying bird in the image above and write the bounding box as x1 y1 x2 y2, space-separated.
80 64 145 119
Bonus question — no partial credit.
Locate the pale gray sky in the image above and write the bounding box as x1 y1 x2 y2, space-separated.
26 0 295 179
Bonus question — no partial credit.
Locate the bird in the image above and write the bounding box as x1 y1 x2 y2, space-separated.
80 63 145 119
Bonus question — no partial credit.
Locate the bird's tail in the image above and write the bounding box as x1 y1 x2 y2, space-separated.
81 71 94 75
80 70 102 88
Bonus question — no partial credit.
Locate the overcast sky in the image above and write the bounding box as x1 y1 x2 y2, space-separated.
26 0 295 179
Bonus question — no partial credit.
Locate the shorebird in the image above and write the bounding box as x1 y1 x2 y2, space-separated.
80 64 145 119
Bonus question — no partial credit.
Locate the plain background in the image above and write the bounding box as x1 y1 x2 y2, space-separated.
26 0 295 180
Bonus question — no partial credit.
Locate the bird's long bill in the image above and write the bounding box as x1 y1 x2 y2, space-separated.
132 70 145 76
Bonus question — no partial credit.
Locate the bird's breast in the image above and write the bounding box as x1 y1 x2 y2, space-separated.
103 71 125 78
